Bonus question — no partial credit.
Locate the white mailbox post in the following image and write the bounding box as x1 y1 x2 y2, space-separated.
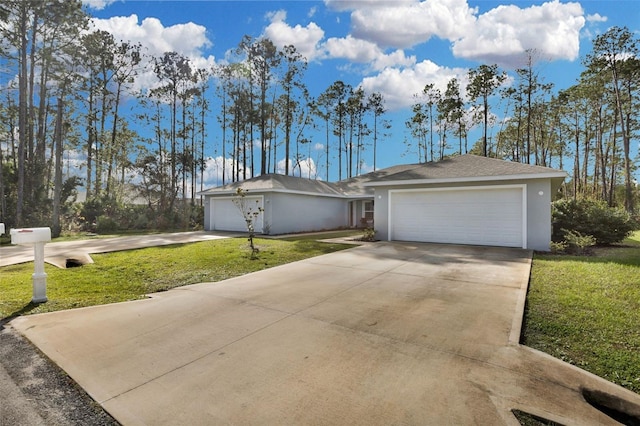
10 227 52 303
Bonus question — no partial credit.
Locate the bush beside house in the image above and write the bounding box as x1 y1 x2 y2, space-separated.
551 199 638 252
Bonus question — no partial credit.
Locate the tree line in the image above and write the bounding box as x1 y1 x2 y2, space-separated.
0 1 390 234
213 37 389 184
0 1 637 236
407 28 639 213
405 27 640 213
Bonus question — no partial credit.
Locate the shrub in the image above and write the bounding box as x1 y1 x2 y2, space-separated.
361 227 376 242
552 199 637 245
549 240 568 254
96 215 119 234
79 196 121 231
189 204 204 229
132 212 151 230
562 229 596 254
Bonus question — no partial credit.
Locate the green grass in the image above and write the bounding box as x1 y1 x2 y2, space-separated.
523 231 640 393
0 237 353 320
278 229 364 241
0 227 214 246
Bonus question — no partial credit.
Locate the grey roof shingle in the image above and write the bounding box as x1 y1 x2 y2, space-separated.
334 164 419 196
199 173 344 197
198 155 566 197
364 154 566 185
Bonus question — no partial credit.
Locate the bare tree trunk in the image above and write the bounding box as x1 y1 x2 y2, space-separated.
16 3 28 226
0 145 5 223
596 106 608 202
609 123 618 206
582 113 590 197
325 117 329 178
106 83 123 197
52 95 65 238
573 114 580 199
221 96 226 185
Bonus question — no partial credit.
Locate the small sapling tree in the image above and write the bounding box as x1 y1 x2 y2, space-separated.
232 188 264 258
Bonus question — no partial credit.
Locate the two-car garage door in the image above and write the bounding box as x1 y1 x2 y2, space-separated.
389 186 525 248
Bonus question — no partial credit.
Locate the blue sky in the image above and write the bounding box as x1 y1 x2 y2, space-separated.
84 0 639 185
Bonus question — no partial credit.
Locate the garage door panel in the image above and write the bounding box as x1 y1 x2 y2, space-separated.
210 197 263 233
390 187 524 248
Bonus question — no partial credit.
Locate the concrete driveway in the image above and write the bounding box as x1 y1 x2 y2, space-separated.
10 242 640 425
0 231 233 267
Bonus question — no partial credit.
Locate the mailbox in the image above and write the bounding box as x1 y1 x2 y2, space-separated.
10 227 52 303
0 223 5 235
10 227 51 245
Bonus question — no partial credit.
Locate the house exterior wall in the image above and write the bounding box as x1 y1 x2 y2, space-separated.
263 193 349 235
204 198 212 230
372 178 554 251
204 192 348 234
524 179 552 251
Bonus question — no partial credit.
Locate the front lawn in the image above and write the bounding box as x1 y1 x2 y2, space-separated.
523 231 640 394
0 236 353 320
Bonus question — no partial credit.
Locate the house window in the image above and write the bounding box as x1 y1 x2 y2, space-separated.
363 200 374 221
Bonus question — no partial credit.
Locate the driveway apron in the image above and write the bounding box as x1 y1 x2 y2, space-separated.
10 242 640 425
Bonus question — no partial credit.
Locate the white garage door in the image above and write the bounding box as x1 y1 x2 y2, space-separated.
390 186 525 248
210 197 263 233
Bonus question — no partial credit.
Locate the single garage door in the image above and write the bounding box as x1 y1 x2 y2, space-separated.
210 197 263 233
389 186 525 248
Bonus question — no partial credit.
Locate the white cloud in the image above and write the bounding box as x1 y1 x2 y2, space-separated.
451 1 586 67
202 156 251 188
582 13 608 41
374 49 417 71
277 157 318 179
586 13 607 23
90 14 212 58
359 161 374 174
82 0 119 11
89 14 216 93
264 11 415 70
324 0 415 12
202 153 320 189
265 9 287 23
263 10 325 61
359 59 468 111
348 0 478 48
327 0 585 69
323 35 416 70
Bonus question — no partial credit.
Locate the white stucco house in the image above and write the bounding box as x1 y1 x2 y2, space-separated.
199 155 567 251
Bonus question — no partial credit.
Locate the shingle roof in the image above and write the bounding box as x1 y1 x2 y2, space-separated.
199 173 344 197
334 164 419 196
364 154 567 185
198 155 567 197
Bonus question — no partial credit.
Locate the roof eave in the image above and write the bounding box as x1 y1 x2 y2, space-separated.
363 172 568 187
197 189 237 196
199 188 345 198
343 194 374 199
